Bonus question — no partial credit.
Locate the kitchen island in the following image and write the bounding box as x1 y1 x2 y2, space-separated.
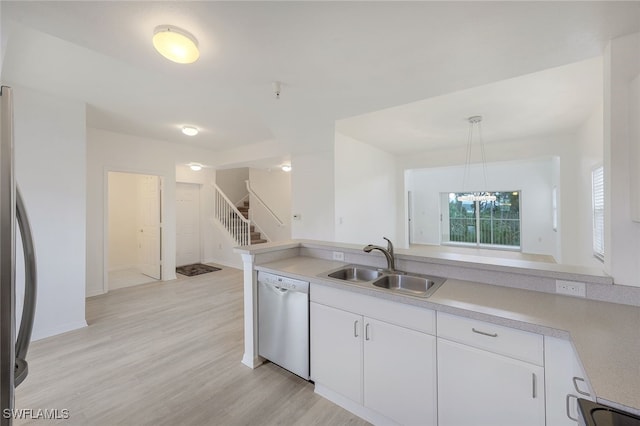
235 240 640 422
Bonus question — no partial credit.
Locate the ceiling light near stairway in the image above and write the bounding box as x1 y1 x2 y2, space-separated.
153 25 200 64
281 164 292 172
189 163 203 171
181 126 199 136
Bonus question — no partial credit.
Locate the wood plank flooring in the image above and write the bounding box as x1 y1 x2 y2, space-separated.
15 266 368 425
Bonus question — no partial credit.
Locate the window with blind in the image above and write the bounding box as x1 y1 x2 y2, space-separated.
592 166 604 261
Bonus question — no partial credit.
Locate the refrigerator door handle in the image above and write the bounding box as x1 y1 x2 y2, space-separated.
14 187 36 387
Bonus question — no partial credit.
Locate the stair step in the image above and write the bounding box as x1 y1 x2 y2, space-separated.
244 201 250 207
251 239 268 244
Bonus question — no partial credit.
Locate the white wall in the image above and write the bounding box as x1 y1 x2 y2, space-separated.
291 150 335 241
86 128 220 296
407 158 558 258
13 85 87 340
334 133 397 245
630 73 640 221
566 103 604 268
248 167 291 242
107 172 140 271
216 168 249 205
604 32 640 287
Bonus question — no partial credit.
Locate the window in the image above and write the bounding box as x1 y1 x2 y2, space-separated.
592 166 604 261
442 191 521 249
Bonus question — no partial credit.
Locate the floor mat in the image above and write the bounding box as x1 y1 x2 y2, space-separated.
176 263 221 277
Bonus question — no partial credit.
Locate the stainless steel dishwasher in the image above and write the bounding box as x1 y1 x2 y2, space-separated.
257 271 309 380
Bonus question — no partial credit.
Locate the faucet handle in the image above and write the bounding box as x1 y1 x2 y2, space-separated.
383 237 394 255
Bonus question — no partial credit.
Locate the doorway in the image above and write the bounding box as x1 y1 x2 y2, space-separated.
175 182 201 267
107 172 162 291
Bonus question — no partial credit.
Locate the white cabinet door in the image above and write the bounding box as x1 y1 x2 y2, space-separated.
438 338 545 426
310 302 363 403
364 318 437 426
545 336 594 425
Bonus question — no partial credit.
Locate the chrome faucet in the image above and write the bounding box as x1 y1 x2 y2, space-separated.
363 237 396 272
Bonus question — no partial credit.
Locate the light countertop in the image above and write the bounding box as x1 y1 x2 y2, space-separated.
255 256 640 414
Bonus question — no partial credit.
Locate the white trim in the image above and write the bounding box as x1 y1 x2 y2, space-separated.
103 167 166 294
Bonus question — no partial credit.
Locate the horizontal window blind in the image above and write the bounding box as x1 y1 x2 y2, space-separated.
592 166 604 261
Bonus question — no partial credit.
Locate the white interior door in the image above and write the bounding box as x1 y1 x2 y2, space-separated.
176 183 200 267
137 175 161 280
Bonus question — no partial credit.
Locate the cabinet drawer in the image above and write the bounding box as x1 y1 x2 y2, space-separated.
437 312 543 366
311 284 435 335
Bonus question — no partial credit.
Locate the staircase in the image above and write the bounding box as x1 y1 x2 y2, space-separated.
214 183 268 246
237 201 267 244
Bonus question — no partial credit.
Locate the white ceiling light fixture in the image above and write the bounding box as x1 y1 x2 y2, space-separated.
188 163 203 171
281 164 292 172
181 126 199 136
153 25 200 64
458 115 496 203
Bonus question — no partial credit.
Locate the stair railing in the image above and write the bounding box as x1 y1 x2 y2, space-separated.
245 180 284 227
214 183 251 246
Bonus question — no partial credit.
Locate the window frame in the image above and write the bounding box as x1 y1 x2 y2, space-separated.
592 165 605 262
441 191 522 251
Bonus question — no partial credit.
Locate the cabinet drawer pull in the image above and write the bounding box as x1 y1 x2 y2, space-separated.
354 320 359 338
532 373 537 398
365 323 370 341
566 394 579 421
472 327 498 338
573 377 591 397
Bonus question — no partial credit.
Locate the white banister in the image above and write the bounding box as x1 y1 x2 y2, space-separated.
245 180 284 227
213 183 251 246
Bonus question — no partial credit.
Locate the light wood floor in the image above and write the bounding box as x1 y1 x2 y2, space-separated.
15 266 367 426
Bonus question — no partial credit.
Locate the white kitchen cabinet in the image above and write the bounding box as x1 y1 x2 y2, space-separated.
438 338 545 426
310 287 437 426
364 318 437 426
310 302 363 403
545 336 594 425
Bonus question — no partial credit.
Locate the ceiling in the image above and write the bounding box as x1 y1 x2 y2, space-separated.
1 1 639 159
336 57 603 155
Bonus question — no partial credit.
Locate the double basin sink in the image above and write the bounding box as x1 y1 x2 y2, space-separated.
322 265 446 298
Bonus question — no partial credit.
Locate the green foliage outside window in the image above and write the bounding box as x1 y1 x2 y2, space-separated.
448 192 520 248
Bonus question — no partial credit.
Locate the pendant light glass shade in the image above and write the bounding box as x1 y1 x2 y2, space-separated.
153 26 199 64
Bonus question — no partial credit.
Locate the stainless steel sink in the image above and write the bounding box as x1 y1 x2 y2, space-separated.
327 266 383 282
322 265 445 298
372 274 445 298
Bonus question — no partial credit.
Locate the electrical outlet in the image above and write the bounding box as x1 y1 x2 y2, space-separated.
556 280 586 297
332 251 345 261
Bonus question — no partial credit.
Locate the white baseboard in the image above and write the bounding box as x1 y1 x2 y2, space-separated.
203 257 242 270
314 383 398 426
241 353 265 369
32 319 88 342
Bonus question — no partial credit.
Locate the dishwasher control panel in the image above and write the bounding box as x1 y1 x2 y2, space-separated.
258 271 309 293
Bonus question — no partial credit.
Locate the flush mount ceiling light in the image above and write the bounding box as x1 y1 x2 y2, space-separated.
153 25 199 64
281 164 292 172
181 126 199 136
188 163 203 171
458 116 497 203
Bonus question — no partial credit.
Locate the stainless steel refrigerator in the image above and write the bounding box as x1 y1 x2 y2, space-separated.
0 86 38 425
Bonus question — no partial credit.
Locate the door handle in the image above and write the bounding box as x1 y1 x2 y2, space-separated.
566 394 579 421
365 323 370 341
354 320 359 338
15 187 37 387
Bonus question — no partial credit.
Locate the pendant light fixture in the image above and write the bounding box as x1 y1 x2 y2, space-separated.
153 25 200 64
458 115 496 202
